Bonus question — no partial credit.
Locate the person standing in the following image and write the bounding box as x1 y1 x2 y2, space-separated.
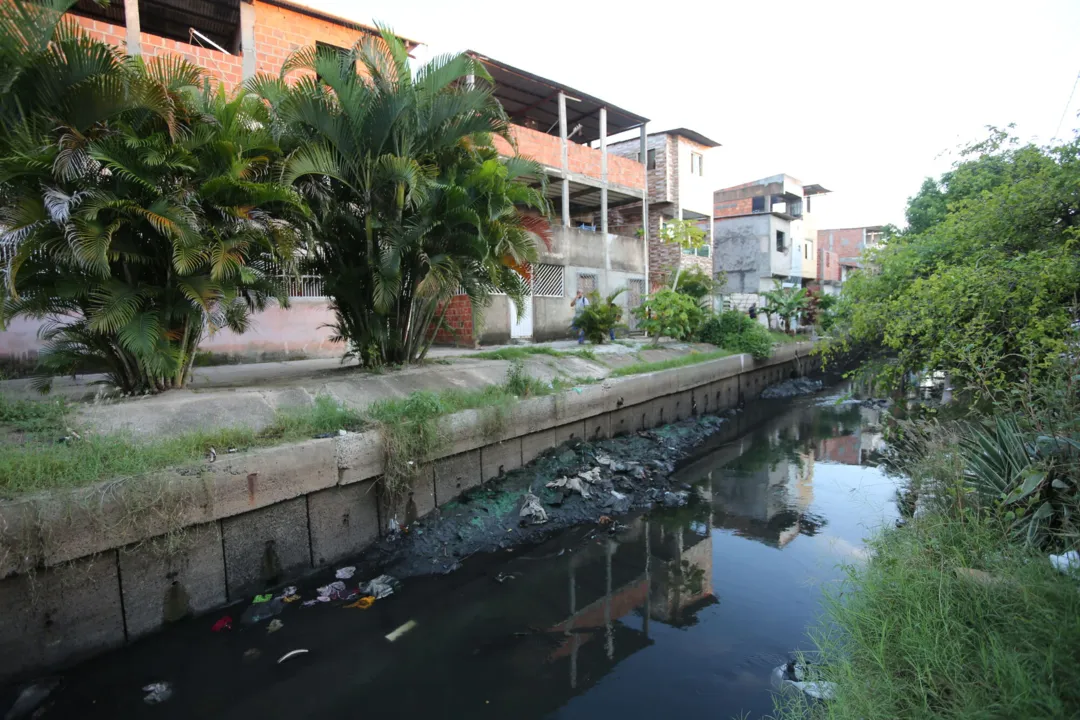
571 290 589 344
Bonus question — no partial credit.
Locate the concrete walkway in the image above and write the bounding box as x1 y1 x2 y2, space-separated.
0 338 712 438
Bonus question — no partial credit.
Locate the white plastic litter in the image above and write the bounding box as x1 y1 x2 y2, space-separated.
385 619 417 642
280 586 297 597
519 492 548 525
142 682 172 705
547 475 590 498
359 574 397 599
771 662 837 702
316 580 347 600
278 649 309 664
335 566 356 580
1049 550 1080 574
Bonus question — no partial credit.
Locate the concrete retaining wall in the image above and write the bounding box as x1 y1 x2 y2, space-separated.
0 343 820 681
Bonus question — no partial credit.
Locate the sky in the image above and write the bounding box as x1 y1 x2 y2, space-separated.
299 0 1080 230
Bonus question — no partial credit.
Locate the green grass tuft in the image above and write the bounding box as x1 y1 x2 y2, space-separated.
608 349 735 378
0 395 363 498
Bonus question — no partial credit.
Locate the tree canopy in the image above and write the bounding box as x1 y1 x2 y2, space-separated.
830 129 1080 390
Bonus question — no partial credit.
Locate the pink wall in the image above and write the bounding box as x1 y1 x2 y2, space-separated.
0 300 342 366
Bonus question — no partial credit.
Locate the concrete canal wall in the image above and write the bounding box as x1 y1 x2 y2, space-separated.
0 343 819 680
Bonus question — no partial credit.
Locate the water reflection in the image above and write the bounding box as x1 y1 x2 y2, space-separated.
42 393 897 720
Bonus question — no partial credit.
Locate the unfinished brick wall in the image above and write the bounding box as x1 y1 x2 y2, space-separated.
609 134 673 204
68 1 387 89
817 228 865 263
431 295 475 346
492 126 644 192
71 16 245 86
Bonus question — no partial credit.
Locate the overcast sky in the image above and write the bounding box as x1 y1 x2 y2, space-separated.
300 0 1080 230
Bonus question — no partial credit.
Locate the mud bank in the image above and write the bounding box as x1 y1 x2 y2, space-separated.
364 414 731 578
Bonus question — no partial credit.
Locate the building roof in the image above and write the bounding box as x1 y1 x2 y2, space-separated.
802 183 831 195
652 127 721 148
466 52 649 145
260 0 421 48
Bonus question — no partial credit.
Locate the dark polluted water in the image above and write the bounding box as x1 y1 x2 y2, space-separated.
26 389 898 720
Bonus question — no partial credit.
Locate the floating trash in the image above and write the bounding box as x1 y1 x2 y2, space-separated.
358 574 397 600
335 566 356 580
385 620 417 642
343 596 375 610
142 682 172 705
211 616 232 632
278 649 309 664
267 619 284 634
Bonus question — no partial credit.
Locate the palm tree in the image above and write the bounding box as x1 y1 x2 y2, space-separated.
249 30 551 367
760 282 809 334
0 1 307 392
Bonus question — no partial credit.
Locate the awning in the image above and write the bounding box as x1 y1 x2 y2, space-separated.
467 51 649 145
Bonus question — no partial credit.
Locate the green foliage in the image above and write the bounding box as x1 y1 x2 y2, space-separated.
696 310 774 359
759 283 809 333
831 130 1080 390
633 288 703 345
366 360 554 502
775 514 1080 720
0 394 68 433
0 396 363 497
251 33 550 368
608 349 735 378
572 288 625 344
0 4 306 393
672 265 715 300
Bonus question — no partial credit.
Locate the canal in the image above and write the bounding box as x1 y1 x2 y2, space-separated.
23 388 899 719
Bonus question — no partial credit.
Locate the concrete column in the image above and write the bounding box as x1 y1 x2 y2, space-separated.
640 124 649 290
123 0 141 55
559 92 570 227
600 107 609 234
240 0 257 80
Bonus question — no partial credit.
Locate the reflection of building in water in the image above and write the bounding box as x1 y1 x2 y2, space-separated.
545 511 717 689
817 405 883 466
710 434 818 549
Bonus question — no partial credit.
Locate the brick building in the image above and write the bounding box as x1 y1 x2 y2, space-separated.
816 226 885 285
607 129 721 290
64 0 419 88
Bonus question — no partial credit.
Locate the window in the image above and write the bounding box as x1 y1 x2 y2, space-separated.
806 195 812 213
139 0 242 53
637 149 657 170
776 230 786 252
578 273 598 294
804 243 809 260
683 245 710 257
690 152 704 176
533 264 564 297
752 196 766 213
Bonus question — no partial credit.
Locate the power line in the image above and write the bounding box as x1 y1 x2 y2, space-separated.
1053 69 1080 142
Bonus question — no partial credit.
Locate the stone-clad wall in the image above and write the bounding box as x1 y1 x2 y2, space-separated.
0 344 819 681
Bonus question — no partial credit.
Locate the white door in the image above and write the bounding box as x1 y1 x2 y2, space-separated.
511 296 533 338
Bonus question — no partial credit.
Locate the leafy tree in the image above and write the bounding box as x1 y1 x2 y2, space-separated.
0 1 305 392
831 131 1080 390
572 288 625 344
760 282 809 333
251 33 550 368
675 265 718 301
657 218 707 290
633 288 702 346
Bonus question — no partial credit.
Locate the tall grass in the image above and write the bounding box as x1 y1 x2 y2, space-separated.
467 346 597 362
775 514 1080 719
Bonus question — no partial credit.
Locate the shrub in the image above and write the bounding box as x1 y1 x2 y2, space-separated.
572 289 625 344
697 311 773 359
632 288 703 344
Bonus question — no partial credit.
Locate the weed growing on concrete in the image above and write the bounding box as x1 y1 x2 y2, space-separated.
0 395 363 497
608 349 735 378
466 346 565 361
367 361 555 504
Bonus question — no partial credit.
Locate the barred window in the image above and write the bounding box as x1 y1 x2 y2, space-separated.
577 273 598 294
533 264 564 297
